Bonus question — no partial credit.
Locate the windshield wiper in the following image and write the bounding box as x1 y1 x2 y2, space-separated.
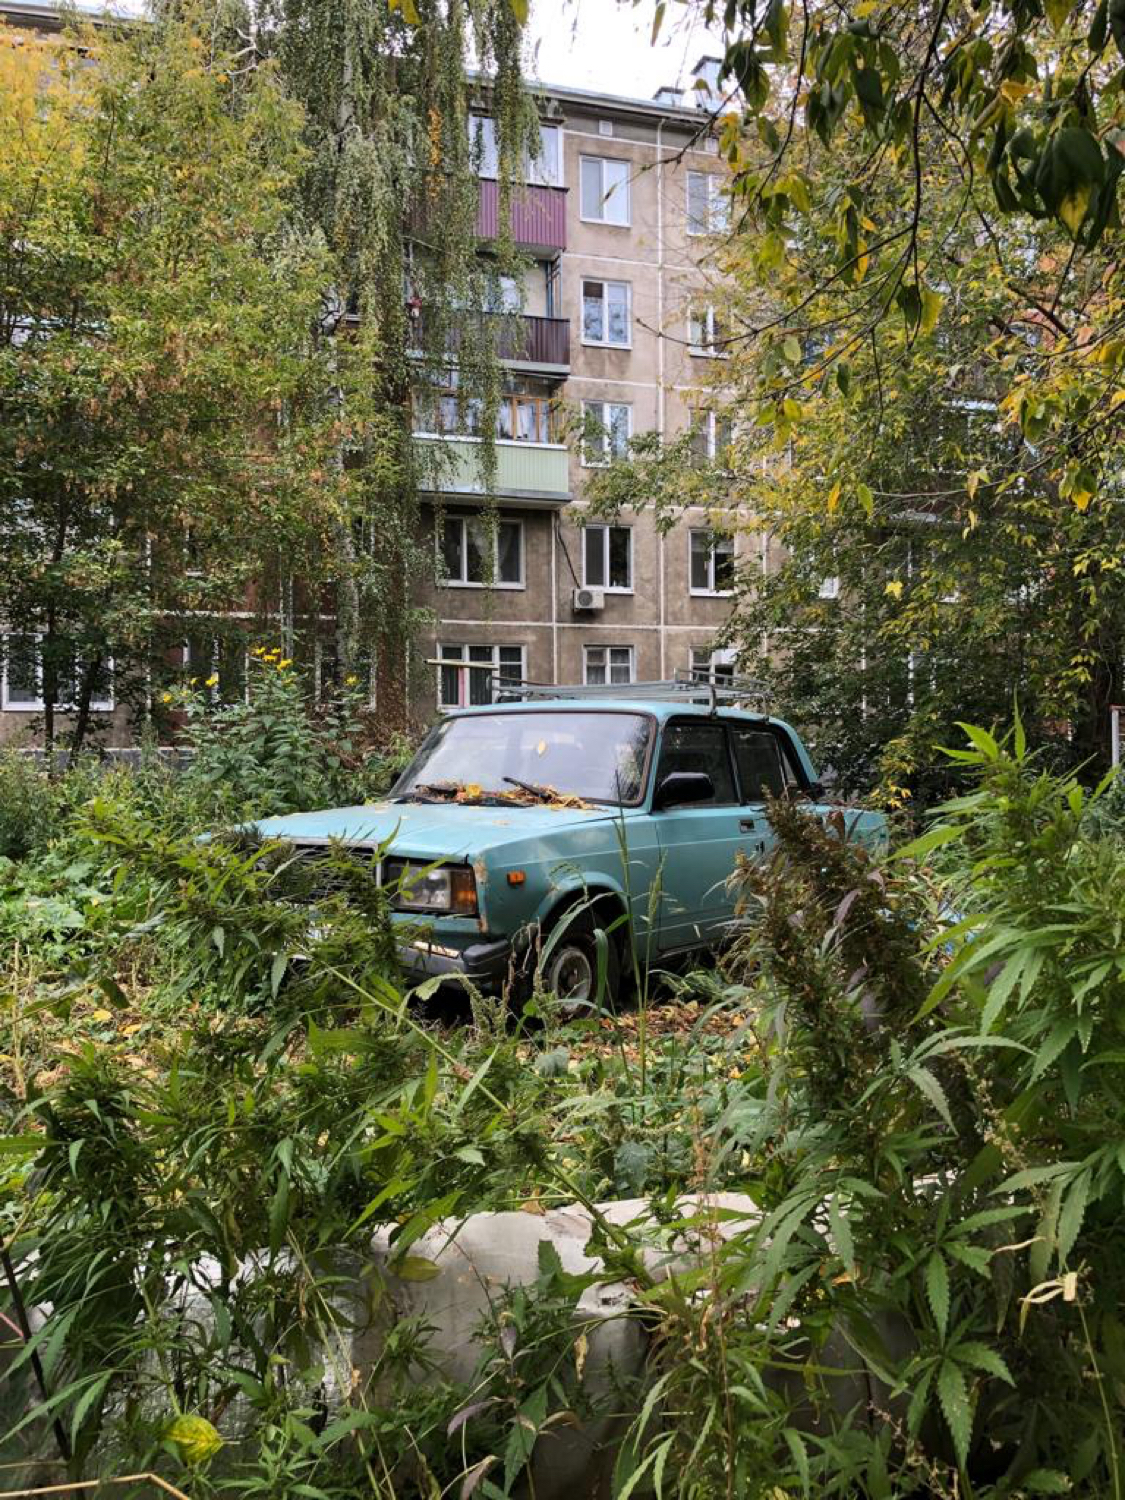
502 776 558 802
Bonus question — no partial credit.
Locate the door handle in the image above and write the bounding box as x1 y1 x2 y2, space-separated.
739 818 756 833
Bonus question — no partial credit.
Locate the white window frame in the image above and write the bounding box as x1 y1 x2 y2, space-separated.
690 646 736 683
437 643 526 709
582 279 632 349
581 400 633 467
579 155 631 225
469 117 563 187
691 410 733 462
686 170 731 236
181 636 251 705
583 644 635 686
819 576 840 600
689 529 735 597
688 303 729 358
439 515 525 590
2 633 114 713
582 523 633 593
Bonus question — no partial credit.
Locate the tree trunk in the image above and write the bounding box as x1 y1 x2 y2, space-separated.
69 651 102 760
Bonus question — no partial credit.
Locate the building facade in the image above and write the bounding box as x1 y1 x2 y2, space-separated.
1 0 751 742
413 73 751 715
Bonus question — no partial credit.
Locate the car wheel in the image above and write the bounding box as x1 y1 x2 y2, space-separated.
539 906 621 1011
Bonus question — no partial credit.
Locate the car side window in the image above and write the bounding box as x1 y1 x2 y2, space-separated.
731 728 790 803
656 721 736 805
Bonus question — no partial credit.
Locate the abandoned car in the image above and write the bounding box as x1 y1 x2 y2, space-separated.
253 680 887 1002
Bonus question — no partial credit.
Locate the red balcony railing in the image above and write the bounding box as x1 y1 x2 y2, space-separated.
410 311 569 369
476 179 567 253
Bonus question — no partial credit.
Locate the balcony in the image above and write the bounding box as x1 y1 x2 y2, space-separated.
410 310 569 372
477 179 567 254
415 435 571 506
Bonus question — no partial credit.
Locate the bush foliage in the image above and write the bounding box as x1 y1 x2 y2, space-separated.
2 702 1124 1497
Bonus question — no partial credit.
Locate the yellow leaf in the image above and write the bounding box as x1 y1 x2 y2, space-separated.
574 1331 589 1381
167 1415 224 1466
827 482 841 513
90 1008 114 1024
1059 184 1092 236
920 287 944 335
885 580 904 599
1072 485 1094 512
1000 78 1032 104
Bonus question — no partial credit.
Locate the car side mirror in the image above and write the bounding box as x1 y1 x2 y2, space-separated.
654 771 715 810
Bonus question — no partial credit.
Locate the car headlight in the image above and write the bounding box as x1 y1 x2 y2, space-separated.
384 858 478 915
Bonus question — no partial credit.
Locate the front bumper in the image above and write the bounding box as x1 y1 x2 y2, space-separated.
399 934 513 992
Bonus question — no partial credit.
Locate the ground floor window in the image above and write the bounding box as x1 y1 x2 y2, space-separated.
1 633 114 713
584 644 634 686
690 646 736 684
438 643 525 707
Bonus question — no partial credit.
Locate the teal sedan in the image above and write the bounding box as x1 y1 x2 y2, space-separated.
253 697 886 1003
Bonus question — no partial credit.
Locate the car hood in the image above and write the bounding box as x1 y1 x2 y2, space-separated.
250 799 624 861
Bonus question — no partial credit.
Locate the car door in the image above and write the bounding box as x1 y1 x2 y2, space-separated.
730 721 836 850
652 718 756 952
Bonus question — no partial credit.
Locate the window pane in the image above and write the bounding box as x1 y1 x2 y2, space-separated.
608 404 630 457
497 522 522 584
468 645 492 705
584 525 606 587
606 283 629 344
496 399 514 440
687 171 709 234
585 647 606 685
465 521 486 584
690 532 710 591
439 643 463 707
658 722 735 804
441 518 463 580
514 398 536 442
531 125 561 186
608 647 632 684
580 158 603 219
603 159 630 224
471 116 498 178
715 416 733 454
711 181 730 232
497 646 523 684
582 281 605 341
714 536 735 592
5 635 40 705
688 308 706 348
732 729 786 802
608 527 631 589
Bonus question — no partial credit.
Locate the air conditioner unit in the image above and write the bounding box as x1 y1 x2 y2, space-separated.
572 586 605 612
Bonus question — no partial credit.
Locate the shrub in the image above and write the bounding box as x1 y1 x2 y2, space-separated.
0 750 58 860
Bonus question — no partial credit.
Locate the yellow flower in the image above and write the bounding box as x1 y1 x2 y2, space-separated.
344 674 358 686
884 580 904 599
160 691 173 704
250 645 264 657
278 658 293 669
204 674 219 688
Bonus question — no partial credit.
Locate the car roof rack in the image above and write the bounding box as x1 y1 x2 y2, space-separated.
426 660 770 713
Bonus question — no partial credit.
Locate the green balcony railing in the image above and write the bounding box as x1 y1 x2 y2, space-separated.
414 435 571 504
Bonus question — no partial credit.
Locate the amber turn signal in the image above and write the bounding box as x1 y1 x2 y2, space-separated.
507 870 526 886
450 866 479 914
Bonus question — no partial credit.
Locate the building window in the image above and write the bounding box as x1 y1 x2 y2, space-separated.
583 524 633 591
690 647 736 684
690 411 733 462
438 643 524 707
689 529 735 595
182 634 249 704
415 372 557 444
688 303 729 356
581 400 632 465
2 633 114 713
582 279 631 347
470 116 562 187
687 171 730 235
598 118 614 136
579 155 630 225
440 515 523 588
584 644 634 685
819 576 840 600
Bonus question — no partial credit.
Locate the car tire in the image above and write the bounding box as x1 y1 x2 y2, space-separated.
513 902 622 1013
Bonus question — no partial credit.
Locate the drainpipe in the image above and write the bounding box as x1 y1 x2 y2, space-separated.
551 512 560 684
1112 703 1122 769
656 117 667 677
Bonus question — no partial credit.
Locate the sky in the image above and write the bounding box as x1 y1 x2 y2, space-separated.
526 0 725 101
63 0 725 105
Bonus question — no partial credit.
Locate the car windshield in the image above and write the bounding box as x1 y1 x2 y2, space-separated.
393 711 653 806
